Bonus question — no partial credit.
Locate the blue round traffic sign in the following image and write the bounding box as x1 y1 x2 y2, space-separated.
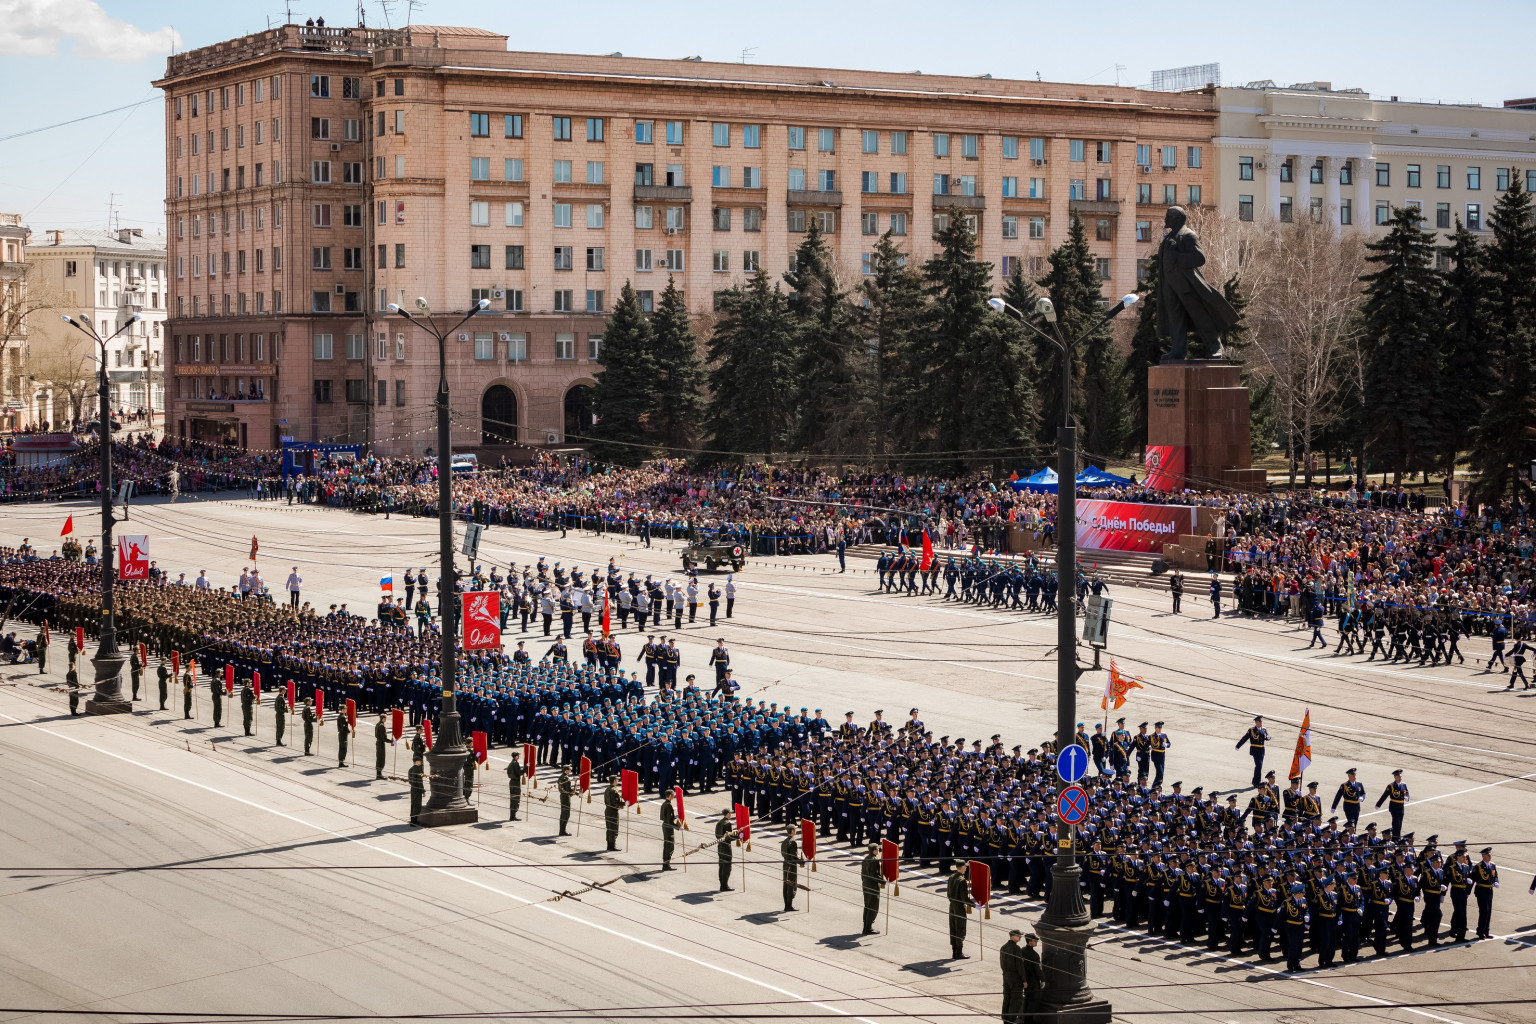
1057 743 1089 784
1058 785 1089 825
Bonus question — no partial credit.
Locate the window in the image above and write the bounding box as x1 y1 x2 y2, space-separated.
505 158 524 182
1002 176 1018 198
1238 156 1253 181
311 160 331 183
311 117 330 140
1374 162 1390 187
506 244 524 269
666 121 683 145
474 332 494 360
934 133 950 157
1338 160 1352 186
343 247 362 270
1437 165 1451 189
961 134 978 158
553 160 572 183
470 245 491 269
743 208 761 232
1431 202 1449 229
889 172 907 194
1161 183 1176 205
553 117 572 141
470 157 490 180
1097 142 1113 164
1467 167 1481 190
817 127 835 153
816 210 835 233
891 213 907 236
1002 136 1018 160
504 290 523 313
1310 162 1323 184
933 173 950 195
713 123 730 147
585 160 605 184
713 207 732 231
1136 144 1151 167
553 203 572 228
394 110 404 134
787 210 807 232
314 333 334 359
1407 164 1421 189
310 75 329 98
1280 159 1294 183
959 174 976 196
1466 203 1482 230
1137 182 1152 204
741 124 760 149
345 333 365 360
818 169 836 191
505 114 523 138
1187 185 1201 205
665 164 684 186
395 243 406 268
586 246 604 270
1496 167 1511 191
587 117 605 142
636 248 653 271
1238 195 1254 222
1339 199 1353 225
553 245 573 270
344 379 366 404
343 203 362 226
1001 216 1017 239
1135 220 1151 242
665 206 686 230
859 171 876 194
505 201 523 227
506 333 527 360
1095 218 1112 241
587 204 604 229
1375 201 1391 225
712 249 730 272
1069 139 1085 162
663 248 685 271
470 202 490 226
1029 177 1045 198
470 113 490 137
636 206 653 229
555 331 575 357
311 203 331 227
788 126 806 150
635 162 654 187
1279 196 1294 223
713 165 732 188
862 211 879 235
581 291 606 316
1187 146 1202 169
1069 179 1084 200
313 380 332 403
635 120 653 144
1095 257 1111 281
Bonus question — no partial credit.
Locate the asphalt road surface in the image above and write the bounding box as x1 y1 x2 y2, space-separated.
1 495 1532 1023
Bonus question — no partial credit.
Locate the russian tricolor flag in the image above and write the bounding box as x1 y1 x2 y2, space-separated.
380 574 393 593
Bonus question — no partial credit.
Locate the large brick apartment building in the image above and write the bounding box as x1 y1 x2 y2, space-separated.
155 23 1214 455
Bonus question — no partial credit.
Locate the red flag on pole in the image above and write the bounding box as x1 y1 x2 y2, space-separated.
60 515 73 537
315 689 324 724
920 528 934 571
390 708 404 741
251 670 261 699
75 626 85 652
733 802 751 848
224 664 234 695
171 650 180 675
422 717 432 750
41 621 49 647
970 860 992 917
674 785 688 829
1289 708 1313 781
472 730 488 764
250 535 259 561
601 589 611 636
285 679 296 713
523 743 537 780
620 768 639 808
579 755 592 796
881 838 900 894
345 697 357 733
800 817 817 866
137 641 147 666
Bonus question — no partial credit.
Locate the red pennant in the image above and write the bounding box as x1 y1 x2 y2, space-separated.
472 730 488 764
969 860 992 906
345 697 357 732
674 785 687 825
137 641 147 666
601 590 611 636
224 664 234 695
252 670 261 699
620 768 639 807
920 528 934 572
579 755 592 794
881 838 900 884
250 535 259 561
523 743 537 780
285 679 296 712
733 802 751 843
390 708 404 741
171 650 180 675
75 626 85 652
422 717 432 750
315 689 324 724
60 515 74 537
801 817 817 863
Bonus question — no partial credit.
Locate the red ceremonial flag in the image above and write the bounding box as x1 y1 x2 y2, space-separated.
620 768 639 807
422 717 432 750
60 515 73 537
601 589 611 636
250 535 259 561
137 641 147 666
285 679 296 712
315 689 324 724
390 708 404 741
579 755 592 794
41 621 49 646
171 650 180 675
345 697 358 732
251 670 261 699
733 802 751 843
969 860 992 907
1289 708 1313 781
75 626 85 651
674 785 687 826
881 838 900 887
920 528 934 571
1101 659 1146 712
472 730 488 764
524 743 537 780
224 664 234 695
800 817 817 864
461 591 501 650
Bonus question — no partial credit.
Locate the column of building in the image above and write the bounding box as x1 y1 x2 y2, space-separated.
1046 136 1071 249
763 124 792 275
685 119 713 312
1112 136 1137 301
977 132 1003 274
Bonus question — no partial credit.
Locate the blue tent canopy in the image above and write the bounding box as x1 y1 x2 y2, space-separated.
1010 466 1134 493
1011 467 1059 493
1077 466 1135 487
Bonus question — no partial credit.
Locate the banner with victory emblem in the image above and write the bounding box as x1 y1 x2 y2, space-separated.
461 591 501 650
117 535 149 580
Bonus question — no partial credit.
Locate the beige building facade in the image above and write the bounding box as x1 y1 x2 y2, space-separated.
157 24 1215 455
1 212 31 431
1213 83 1536 238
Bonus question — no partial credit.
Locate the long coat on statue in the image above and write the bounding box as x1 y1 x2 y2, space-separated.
1157 206 1239 353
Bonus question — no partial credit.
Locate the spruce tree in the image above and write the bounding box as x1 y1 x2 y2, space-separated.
586 282 657 466
1437 220 1492 479
1124 255 1165 451
650 276 704 453
1359 205 1443 480
784 222 865 455
703 272 797 460
1471 177 1536 498
860 230 926 462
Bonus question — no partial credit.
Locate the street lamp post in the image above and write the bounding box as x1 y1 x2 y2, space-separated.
387 297 488 827
62 313 141 716
989 292 1136 1023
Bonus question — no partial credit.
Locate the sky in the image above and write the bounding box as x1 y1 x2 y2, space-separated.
3 0 1533 236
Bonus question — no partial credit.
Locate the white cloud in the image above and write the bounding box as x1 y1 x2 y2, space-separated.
0 0 181 62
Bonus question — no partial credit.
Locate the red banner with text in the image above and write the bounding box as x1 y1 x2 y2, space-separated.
1076 499 1194 554
461 591 501 650
1143 444 1189 492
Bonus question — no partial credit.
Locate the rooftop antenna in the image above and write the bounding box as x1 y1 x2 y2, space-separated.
405 0 423 26
377 0 396 28
739 46 756 64
357 0 366 26
107 193 118 232
1114 64 1127 86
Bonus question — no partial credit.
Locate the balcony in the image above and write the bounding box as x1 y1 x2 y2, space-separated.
634 184 692 202
932 193 986 211
786 188 843 208
1070 199 1122 216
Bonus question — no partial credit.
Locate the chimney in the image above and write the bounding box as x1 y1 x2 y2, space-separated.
48 230 64 245
117 228 134 244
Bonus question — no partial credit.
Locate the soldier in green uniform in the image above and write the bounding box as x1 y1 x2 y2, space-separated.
302 698 316 755
272 689 286 746
411 727 426 760
336 711 349 767
506 751 522 821
68 634 79 672
373 714 389 780
182 670 194 719
948 862 973 959
461 752 476 801
156 659 169 709
1000 929 1026 1024
35 628 47 674
240 681 255 736
129 647 142 701
408 757 425 824
860 844 883 935
65 666 81 715
715 811 736 891
1021 934 1044 1019
659 791 678 870
557 765 575 835
781 832 802 912
604 778 623 851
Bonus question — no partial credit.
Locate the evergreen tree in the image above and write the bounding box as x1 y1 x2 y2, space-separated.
702 272 797 460
1124 255 1165 451
860 230 927 462
1039 216 1131 462
784 222 865 454
586 282 657 466
1359 205 1443 480
1437 220 1492 478
1471 177 1536 498
650 276 704 453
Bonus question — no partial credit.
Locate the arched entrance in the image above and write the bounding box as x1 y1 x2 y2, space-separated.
563 384 594 441
481 385 518 444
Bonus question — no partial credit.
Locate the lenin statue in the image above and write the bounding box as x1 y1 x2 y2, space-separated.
1158 206 1239 361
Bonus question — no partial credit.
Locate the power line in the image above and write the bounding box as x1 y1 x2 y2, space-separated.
0 96 160 145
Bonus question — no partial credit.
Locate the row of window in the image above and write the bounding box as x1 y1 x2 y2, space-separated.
70 261 162 280
177 248 281 279
176 160 281 197
176 205 284 240
175 293 282 317
174 118 280 158
1233 193 1488 231
173 76 282 119
1238 158 1535 194
173 332 273 364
